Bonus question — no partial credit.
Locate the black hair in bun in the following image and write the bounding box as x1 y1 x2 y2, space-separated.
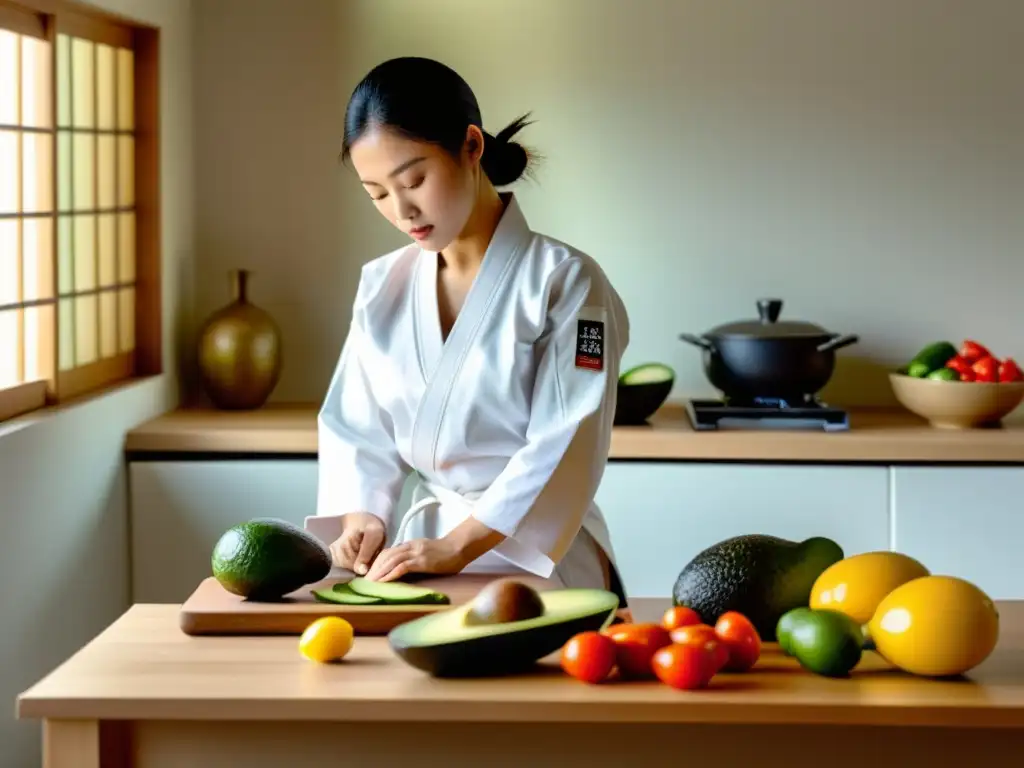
343 57 538 186
481 114 534 187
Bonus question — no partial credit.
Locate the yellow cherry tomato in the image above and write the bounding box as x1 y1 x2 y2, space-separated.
867 575 999 677
810 551 930 626
298 616 354 663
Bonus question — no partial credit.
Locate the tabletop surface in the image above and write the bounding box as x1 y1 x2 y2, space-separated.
17 598 1024 727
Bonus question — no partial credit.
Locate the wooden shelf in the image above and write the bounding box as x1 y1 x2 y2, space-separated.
123 402 1024 464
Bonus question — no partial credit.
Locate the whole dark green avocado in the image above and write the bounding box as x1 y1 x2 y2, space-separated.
671 534 844 641
211 517 332 600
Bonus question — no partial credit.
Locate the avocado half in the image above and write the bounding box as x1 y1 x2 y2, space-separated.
614 363 675 425
388 587 620 677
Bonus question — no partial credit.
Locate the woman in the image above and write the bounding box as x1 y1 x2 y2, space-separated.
304 56 630 600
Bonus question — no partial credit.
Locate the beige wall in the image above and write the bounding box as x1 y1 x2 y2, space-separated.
194 0 1024 408
0 1 193 765
2 2 1018 761
191 0 344 401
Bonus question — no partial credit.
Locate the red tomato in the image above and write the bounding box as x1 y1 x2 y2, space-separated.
999 358 1023 383
560 631 617 684
652 642 720 690
714 612 762 672
661 606 703 631
602 622 672 679
669 623 730 670
669 623 717 644
959 340 991 363
971 355 999 383
946 354 972 375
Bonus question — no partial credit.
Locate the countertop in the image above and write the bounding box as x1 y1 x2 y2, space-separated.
123 402 1024 463
17 598 1024 728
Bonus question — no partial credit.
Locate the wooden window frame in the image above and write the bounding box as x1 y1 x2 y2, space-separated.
0 0 160 423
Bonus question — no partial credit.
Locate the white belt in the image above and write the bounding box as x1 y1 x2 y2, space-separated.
392 479 479 545
398 477 555 579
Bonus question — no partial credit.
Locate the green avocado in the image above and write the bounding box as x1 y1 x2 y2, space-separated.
387 580 620 677
786 608 864 677
211 518 331 601
671 534 844 641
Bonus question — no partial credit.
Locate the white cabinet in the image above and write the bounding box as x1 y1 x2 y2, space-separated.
595 464 891 599
129 460 320 603
128 458 1022 605
892 467 1024 599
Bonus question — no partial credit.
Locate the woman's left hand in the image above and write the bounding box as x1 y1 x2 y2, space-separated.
364 537 467 582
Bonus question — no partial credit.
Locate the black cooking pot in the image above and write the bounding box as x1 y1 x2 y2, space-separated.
679 299 858 402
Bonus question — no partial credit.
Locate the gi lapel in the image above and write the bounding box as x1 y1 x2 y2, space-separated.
408 194 532 475
413 252 444 384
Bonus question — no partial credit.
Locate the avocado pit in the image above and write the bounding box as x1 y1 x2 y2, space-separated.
463 579 545 626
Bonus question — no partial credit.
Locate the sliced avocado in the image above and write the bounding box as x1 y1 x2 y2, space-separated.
388 583 620 677
672 534 844 641
346 577 450 605
312 583 383 605
620 362 675 386
211 517 331 601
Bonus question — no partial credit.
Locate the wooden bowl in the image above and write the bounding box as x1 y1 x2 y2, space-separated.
889 372 1024 429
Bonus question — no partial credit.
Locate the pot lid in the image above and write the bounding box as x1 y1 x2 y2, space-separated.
708 299 831 337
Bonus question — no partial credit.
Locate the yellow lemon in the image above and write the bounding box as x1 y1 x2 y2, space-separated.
298 617 354 663
867 575 999 677
810 551 930 626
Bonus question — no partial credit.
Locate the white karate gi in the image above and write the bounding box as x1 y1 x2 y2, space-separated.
305 194 629 593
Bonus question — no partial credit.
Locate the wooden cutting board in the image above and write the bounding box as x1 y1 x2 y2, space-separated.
178 572 563 636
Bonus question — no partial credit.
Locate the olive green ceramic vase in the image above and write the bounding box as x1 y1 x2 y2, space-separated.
197 269 282 410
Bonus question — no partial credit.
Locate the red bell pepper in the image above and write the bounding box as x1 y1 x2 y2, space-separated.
998 358 1023 383
959 369 976 382
946 354 973 375
972 355 999 383
959 340 991 363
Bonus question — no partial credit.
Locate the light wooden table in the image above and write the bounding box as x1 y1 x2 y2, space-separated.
17 600 1024 767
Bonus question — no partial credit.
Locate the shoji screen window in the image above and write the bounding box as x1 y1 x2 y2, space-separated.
0 17 53 420
55 30 137 386
0 2 159 423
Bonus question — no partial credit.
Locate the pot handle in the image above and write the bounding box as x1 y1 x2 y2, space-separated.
757 298 783 323
679 333 716 352
817 333 859 353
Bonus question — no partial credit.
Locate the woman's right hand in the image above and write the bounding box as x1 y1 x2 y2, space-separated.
330 512 386 575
